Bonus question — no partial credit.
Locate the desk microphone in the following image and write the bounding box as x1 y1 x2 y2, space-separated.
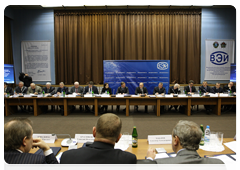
52 133 78 147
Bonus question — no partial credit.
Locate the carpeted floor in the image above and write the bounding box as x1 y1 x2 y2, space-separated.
4 105 236 139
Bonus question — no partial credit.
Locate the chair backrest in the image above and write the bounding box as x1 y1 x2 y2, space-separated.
136 159 158 170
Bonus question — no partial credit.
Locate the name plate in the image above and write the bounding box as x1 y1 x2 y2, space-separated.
84 94 94 97
165 95 173 98
32 134 56 143
148 135 172 145
219 94 229 97
116 95 124 97
75 134 94 143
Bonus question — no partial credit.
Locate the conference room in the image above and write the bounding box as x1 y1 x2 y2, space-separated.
3 4 237 169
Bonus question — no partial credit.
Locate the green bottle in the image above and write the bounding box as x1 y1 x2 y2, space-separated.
107 91 109 95
42 90 45 97
7 92 10 97
230 89 232 96
132 126 138 148
92 91 94 97
63 90 65 97
200 124 205 146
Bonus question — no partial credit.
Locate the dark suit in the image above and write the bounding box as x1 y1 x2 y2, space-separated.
184 86 197 93
223 85 236 93
116 86 129 94
4 150 58 164
155 149 224 164
42 86 56 95
153 86 166 94
211 87 223 94
56 87 69 94
116 86 129 111
15 86 28 94
83 86 99 112
198 85 211 94
19 73 32 87
60 141 136 164
83 85 99 94
135 87 148 112
70 86 84 94
168 86 181 111
4 86 13 95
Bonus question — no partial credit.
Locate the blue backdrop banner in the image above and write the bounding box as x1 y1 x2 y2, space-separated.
103 60 170 94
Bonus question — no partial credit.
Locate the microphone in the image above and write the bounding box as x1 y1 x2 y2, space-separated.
52 133 77 146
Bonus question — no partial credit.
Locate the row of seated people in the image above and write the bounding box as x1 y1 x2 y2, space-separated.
4 80 236 115
4 114 224 164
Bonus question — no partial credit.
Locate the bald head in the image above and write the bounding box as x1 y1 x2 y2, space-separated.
95 113 122 142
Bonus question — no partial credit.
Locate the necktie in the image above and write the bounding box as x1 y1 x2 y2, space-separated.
47 89 49 93
141 88 143 94
190 87 192 92
75 88 78 93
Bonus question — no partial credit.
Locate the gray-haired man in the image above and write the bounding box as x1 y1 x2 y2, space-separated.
146 120 224 164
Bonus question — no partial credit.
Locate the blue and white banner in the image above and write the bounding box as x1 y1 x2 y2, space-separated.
103 60 170 94
204 39 235 80
21 41 51 81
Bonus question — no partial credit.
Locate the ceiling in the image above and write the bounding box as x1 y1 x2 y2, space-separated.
7 5 234 10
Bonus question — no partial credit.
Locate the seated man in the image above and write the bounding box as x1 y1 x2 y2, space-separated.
83 81 99 113
199 81 211 114
14 81 28 112
135 82 148 113
70 81 84 112
56 82 69 115
4 82 13 96
211 82 223 94
168 83 181 111
60 113 137 164
146 120 224 164
4 118 58 164
184 80 197 94
223 81 236 93
42 82 56 112
153 82 166 95
27 83 42 95
116 82 129 112
153 82 166 113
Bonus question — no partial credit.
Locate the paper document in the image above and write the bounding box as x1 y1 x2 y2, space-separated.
56 152 63 163
209 155 235 164
178 94 188 97
116 95 124 97
224 141 236 153
165 95 173 97
155 153 169 159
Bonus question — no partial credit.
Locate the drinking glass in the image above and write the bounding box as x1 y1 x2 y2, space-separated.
217 132 224 146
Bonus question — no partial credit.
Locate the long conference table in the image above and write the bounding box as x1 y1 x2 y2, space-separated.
4 95 236 117
29 138 235 160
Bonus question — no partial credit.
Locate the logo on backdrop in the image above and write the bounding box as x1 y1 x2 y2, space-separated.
221 42 227 48
157 62 168 70
213 42 219 48
210 51 229 65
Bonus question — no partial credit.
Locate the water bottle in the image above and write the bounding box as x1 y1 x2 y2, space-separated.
42 90 45 97
198 90 201 97
7 92 10 97
105 90 107 94
230 89 232 96
204 125 211 145
63 90 65 97
228 90 230 96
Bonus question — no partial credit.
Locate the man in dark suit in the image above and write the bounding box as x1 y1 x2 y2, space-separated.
83 81 99 113
60 113 137 164
15 81 28 95
153 82 166 95
70 81 84 112
168 83 181 111
4 118 58 164
184 80 197 94
223 81 236 93
4 82 13 96
56 82 69 116
199 81 211 114
135 82 148 113
146 120 223 164
42 82 56 113
211 82 223 94
116 82 129 112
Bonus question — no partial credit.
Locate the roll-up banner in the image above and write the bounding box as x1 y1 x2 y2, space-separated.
204 39 235 80
21 41 51 81
103 60 170 94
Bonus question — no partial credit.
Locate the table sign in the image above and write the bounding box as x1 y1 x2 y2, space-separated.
178 94 188 97
33 134 57 143
116 95 124 97
148 135 172 144
210 94 219 97
156 95 165 97
219 94 230 97
165 95 173 98
84 94 94 97
75 134 95 143
192 94 200 97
